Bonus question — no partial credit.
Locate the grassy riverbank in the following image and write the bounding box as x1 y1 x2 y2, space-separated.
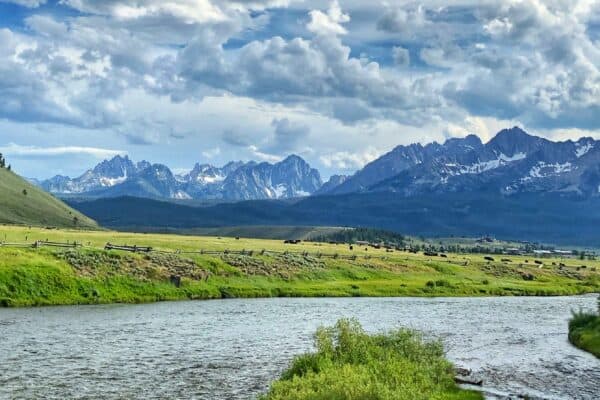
260 319 483 400
0 225 599 307
568 297 600 358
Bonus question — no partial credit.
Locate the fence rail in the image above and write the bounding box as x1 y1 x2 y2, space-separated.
0 239 389 260
0 241 81 249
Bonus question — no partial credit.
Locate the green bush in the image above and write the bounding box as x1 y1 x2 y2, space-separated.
569 302 600 358
261 319 483 400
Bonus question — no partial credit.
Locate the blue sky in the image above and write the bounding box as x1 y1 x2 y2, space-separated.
0 0 598 179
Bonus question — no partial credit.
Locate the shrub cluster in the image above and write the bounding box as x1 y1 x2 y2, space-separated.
261 319 483 400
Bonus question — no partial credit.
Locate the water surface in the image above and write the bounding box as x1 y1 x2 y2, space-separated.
1 295 598 399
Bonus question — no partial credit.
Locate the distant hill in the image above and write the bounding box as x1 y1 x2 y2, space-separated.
67 192 600 246
0 168 97 228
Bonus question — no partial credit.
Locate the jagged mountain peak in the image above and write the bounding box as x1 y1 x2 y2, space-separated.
444 134 483 149
91 154 134 177
486 126 546 157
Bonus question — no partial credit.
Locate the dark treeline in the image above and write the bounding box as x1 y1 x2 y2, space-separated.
312 228 406 246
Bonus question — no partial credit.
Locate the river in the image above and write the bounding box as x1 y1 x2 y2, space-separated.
0 295 598 399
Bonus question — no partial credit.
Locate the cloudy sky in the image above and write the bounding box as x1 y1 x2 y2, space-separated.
0 0 598 179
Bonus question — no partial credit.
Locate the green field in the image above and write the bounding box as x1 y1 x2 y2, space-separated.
0 225 598 307
0 168 97 229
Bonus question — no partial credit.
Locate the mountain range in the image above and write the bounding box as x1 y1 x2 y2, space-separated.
38 127 600 201
321 127 600 198
38 155 322 201
55 127 600 245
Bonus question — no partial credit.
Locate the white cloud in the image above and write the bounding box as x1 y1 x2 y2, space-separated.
0 0 46 7
248 145 282 163
307 1 350 36
484 17 513 37
0 143 126 158
320 147 380 170
202 146 221 159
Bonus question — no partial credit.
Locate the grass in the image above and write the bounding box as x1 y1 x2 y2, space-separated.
568 296 600 358
0 168 97 229
260 319 483 400
0 225 599 307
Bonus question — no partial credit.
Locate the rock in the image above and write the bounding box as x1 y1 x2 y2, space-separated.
169 275 181 287
455 376 483 386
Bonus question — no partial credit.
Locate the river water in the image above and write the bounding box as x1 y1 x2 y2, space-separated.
0 295 598 400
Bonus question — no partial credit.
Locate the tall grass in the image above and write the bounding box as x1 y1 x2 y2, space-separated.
260 319 483 400
568 295 600 358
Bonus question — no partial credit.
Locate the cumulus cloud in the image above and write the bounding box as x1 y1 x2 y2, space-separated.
1 0 600 178
320 147 380 170
270 118 310 151
392 46 410 66
222 129 254 147
306 1 350 36
376 5 428 37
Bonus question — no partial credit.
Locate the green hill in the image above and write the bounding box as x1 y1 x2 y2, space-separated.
0 168 97 229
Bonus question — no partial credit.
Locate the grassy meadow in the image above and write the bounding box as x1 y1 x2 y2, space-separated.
0 168 97 229
260 319 483 400
0 224 599 307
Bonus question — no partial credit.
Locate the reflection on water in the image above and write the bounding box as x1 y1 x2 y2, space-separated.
0 295 598 399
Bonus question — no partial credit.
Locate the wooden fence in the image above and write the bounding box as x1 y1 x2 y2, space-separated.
0 240 390 261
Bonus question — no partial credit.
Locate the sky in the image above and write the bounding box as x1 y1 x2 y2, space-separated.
0 0 598 180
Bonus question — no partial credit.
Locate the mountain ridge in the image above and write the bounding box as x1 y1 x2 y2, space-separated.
39 154 322 201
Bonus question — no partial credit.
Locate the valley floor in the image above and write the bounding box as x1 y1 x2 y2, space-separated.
0 225 599 307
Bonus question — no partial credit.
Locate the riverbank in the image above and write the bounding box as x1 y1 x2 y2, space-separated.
568 299 600 358
260 319 483 400
0 226 599 307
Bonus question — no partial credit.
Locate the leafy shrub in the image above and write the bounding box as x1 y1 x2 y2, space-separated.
261 319 483 400
568 304 600 358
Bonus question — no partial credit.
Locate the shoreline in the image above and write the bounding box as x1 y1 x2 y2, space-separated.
1 279 598 308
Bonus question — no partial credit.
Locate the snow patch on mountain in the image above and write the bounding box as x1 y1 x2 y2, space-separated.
273 184 287 198
100 174 127 187
575 142 593 158
173 190 192 199
523 162 574 180
452 152 527 175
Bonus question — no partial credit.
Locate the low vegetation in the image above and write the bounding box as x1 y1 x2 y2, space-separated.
0 225 599 307
568 296 600 358
260 319 483 400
